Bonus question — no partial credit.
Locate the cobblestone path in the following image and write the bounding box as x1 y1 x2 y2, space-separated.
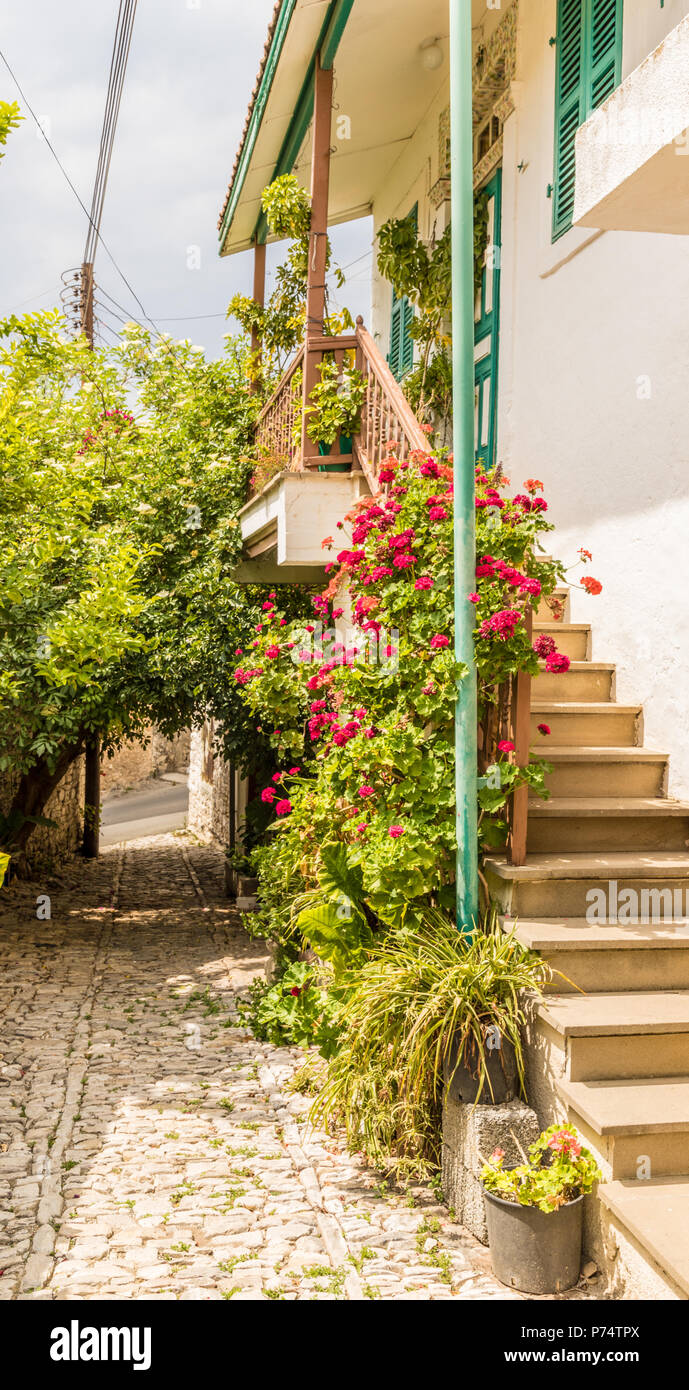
0 834 518 1302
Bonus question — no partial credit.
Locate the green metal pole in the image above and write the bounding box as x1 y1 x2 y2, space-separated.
449 0 479 933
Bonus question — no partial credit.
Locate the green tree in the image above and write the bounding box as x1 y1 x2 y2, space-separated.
0 311 275 862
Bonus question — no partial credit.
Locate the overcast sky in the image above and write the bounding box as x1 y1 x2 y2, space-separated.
0 0 371 359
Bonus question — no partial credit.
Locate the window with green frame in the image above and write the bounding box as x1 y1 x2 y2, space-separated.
387 204 417 380
552 0 623 241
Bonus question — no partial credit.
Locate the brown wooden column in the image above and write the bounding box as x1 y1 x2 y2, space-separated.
508 607 533 868
250 239 266 393
301 57 334 465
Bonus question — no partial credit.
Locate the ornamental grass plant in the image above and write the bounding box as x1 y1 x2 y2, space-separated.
309 909 550 1179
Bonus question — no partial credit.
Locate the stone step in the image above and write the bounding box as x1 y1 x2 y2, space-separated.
526 797 689 854
535 990 689 1081
486 850 689 918
599 1178 689 1298
535 587 571 624
534 661 615 703
533 622 591 661
511 918 689 992
531 702 642 748
559 1076 689 1178
543 746 668 798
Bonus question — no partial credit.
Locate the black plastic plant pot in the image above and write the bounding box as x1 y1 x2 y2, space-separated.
443 1031 518 1106
483 1188 584 1294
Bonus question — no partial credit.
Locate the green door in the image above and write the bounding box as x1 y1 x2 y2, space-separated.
474 169 502 469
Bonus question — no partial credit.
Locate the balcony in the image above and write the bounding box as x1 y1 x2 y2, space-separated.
235 316 429 583
574 15 689 235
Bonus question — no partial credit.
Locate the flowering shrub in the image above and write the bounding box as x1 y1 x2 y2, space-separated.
234 452 599 940
236 448 467 928
480 1123 601 1212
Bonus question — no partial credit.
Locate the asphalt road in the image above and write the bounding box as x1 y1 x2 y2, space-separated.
101 778 189 846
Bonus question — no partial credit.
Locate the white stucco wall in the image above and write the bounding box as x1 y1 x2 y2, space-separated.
497 0 689 797
358 0 689 797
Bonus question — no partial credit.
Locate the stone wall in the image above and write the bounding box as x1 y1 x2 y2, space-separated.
101 727 190 794
0 757 85 876
188 723 233 848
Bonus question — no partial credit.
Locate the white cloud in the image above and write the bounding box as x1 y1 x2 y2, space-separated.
1 0 371 358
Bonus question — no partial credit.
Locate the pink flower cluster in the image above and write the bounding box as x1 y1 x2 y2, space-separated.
532 632 570 673
234 666 264 685
547 1129 582 1159
478 609 522 641
475 556 542 598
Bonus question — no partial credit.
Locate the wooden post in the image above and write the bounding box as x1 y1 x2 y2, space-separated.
301 57 334 466
83 739 101 859
250 240 266 394
508 607 533 868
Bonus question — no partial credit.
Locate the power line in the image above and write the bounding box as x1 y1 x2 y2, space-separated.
156 312 229 322
0 43 160 339
84 0 138 266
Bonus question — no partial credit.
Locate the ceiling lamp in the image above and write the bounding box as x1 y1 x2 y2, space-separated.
419 38 444 71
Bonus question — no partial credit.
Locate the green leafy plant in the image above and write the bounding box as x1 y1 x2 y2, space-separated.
376 220 451 424
309 910 550 1178
228 174 351 390
243 961 341 1055
304 357 366 449
481 1124 601 1212
376 187 492 431
292 842 374 975
0 100 21 162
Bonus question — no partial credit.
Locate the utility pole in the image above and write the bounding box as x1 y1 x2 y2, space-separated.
450 0 479 933
80 261 101 860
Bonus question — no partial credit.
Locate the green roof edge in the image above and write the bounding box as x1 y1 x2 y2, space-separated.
219 0 355 254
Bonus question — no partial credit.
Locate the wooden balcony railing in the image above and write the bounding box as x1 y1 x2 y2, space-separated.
353 317 429 486
251 344 305 489
252 317 429 494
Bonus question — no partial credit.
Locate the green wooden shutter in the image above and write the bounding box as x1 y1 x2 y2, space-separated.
389 293 404 378
387 203 417 380
552 0 623 242
401 297 415 374
589 0 622 107
553 0 585 241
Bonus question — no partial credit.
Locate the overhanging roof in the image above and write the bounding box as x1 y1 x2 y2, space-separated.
218 0 451 256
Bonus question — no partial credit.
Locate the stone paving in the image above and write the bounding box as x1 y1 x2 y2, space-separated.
0 833 519 1302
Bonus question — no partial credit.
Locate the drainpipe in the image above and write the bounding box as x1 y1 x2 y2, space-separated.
449 0 479 932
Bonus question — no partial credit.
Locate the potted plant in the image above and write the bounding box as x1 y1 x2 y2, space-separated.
305 357 366 471
480 1124 602 1294
441 912 550 1105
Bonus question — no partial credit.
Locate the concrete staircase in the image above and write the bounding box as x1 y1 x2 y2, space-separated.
484 584 689 1299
